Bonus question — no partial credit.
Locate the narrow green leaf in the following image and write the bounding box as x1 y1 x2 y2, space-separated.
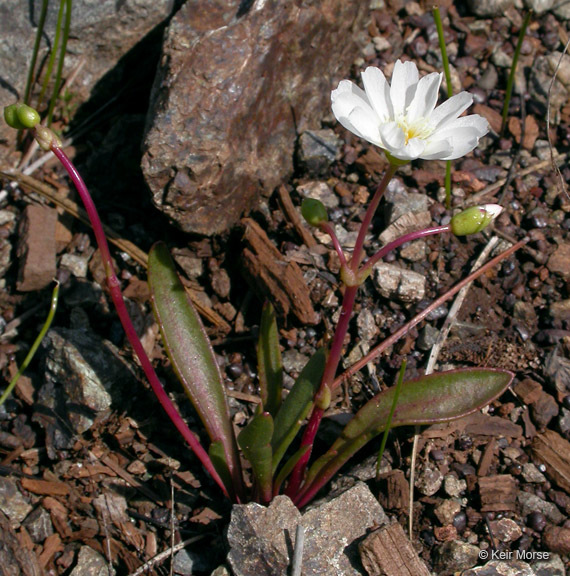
271 348 327 473
296 368 513 507
238 412 274 503
209 441 233 497
257 302 283 416
148 243 243 499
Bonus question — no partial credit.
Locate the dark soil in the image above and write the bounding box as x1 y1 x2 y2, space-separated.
1 1 570 575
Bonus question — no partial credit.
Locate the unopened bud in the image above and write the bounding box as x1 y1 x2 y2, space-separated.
4 104 40 130
450 204 503 236
301 198 328 227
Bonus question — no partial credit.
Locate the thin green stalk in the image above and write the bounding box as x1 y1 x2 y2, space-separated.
37 0 65 112
0 282 59 406
376 359 406 477
433 6 453 209
24 0 50 107
501 10 532 135
46 0 72 127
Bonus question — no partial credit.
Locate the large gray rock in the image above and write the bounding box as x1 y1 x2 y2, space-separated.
141 0 367 235
0 0 173 162
226 482 388 576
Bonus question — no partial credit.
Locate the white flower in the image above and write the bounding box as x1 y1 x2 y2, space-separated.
331 60 489 162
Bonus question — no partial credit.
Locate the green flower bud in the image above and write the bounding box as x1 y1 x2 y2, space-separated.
16 104 41 128
301 198 328 227
4 104 41 130
450 204 503 236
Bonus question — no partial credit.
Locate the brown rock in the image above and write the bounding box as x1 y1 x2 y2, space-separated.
548 243 570 278
508 115 540 150
16 205 57 292
142 0 366 235
543 525 570 555
473 104 502 134
530 391 559 429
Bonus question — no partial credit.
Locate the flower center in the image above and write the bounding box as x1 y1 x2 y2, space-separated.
397 116 433 144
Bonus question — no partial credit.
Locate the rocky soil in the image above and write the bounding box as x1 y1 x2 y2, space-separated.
1 0 570 575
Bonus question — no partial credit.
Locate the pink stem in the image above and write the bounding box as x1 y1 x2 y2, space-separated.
51 145 230 499
286 164 398 498
359 225 450 277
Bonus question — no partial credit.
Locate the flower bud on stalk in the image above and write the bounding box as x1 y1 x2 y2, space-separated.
450 204 503 236
4 103 40 130
301 198 329 227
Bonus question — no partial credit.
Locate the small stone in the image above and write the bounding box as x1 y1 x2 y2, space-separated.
434 540 480 575
210 568 231 576
527 511 547 532
543 525 570 555
488 518 523 542
549 299 570 321
434 500 461 526
399 240 427 262
531 391 559 428
373 262 426 304
548 243 570 278
465 0 514 16
518 491 564 524
60 253 89 278
415 466 443 496
532 553 566 576
357 308 379 342
281 349 310 376
521 463 546 484
297 129 341 176
23 506 54 543
513 301 537 327
69 546 113 576
559 408 570 436
443 475 467 498
524 0 555 13
0 477 32 526
417 324 440 351
297 181 339 209
462 560 535 575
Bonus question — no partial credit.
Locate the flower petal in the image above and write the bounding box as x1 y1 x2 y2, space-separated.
332 81 382 144
361 66 393 121
428 115 489 160
379 121 406 151
390 60 419 117
407 72 442 122
420 139 454 160
389 137 426 161
430 92 473 129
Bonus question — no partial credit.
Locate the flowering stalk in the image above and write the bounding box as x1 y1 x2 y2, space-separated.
0 107 234 498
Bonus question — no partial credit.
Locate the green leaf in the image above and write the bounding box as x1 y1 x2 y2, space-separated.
209 441 233 497
238 412 274 503
257 303 283 416
148 243 243 500
296 368 513 507
271 348 327 473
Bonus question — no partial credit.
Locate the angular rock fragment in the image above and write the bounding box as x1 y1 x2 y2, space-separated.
142 0 366 234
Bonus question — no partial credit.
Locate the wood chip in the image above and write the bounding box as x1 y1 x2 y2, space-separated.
20 477 70 497
477 438 497 477
359 522 431 576
513 378 543 405
377 470 409 511
479 475 517 512
277 185 317 248
531 429 570 493
241 218 318 324
0 510 43 576
39 533 63 568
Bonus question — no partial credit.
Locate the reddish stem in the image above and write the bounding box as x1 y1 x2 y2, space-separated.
286 164 398 498
51 145 230 499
